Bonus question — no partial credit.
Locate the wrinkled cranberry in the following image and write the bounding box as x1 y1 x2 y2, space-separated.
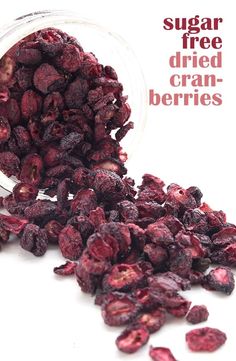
0 214 28 234
203 267 235 295
87 232 113 261
55 43 81 72
99 222 131 255
45 220 63 244
135 308 166 334
37 28 64 56
149 347 177 361
33 63 64 94
20 153 43 186
21 90 42 118
79 249 110 276
186 305 209 324
58 225 83 260
20 223 48 256
65 77 89 108
102 263 145 292
71 189 97 215
24 200 57 220
75 262 100 294
102 292 140 327
0 151 20 177
186 327 227 352
146 223 174 246
116 324 149 354
54 261 77 276
13 182 38 203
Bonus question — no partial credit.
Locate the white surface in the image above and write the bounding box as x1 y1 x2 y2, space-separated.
0 1 236 360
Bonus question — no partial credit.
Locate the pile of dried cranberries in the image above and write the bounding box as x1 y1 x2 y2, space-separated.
0 27 234 360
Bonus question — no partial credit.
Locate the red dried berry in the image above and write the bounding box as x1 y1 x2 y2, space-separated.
88 207 106 229
203 266 235 295
0 85 10 103
79 249 110 276
54 261 77 276
149 347 177 361
44 220 63 244
58 225 83 260
20 153 43 186
64 77 89 108
33 63 64 94
0 151 20 177
16 42 42 65
146 223 174 246
116 324 149 354
20 223 48 256
102 263 145 292
55 44 81 72
0 214 28 234
186 305 209 324
37 28 64 56
186 327 227 352
135 308 166 333
13 182 38 203
70 189 97 215
102 293 140 327
87 232 113 261
24 200 57 220
21 90 42 118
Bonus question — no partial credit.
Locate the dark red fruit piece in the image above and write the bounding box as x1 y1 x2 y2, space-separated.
20 223 48 256
128 223 146 251
0 214 28 234
186 305 209 324
67 215 94 242
203 267 235 295
169 244 192 278
79 249 110 275
0 151 20 177
148 272 190 293
136 201 165 219
88 207 106 229
24 200 57 220
1 98 21 125
44 220 63 244
75 262 100 294
112 102 131 127
53 261 77 276
60 132 83 151
89 169 126 202
149 347 177 361
144 244 168 268
118 200 139 222
175 230 205 258
99 222 131 254
13 182 38 202
137 174 166 204
187 186 203 207
15 42 42 65
43 91 64 113
212 227 236 247
64 77 89 108
87 232 113 261
135 308 166 333
37 28 64 56
104 65 118 80
15 67 33 90
58 224 83 260
167 297 191 318
186 327 227 352
132 288 160 311
146 223 174 246
33 63 64 94
102 293 140 326
80 52 102 79
102 263 144 292
116 324 149 354
165 183 197 217
21 90 42 118
115 121 134 142
70 189 97 215
0 116 11 143
19 153 43 186
55 44 81 72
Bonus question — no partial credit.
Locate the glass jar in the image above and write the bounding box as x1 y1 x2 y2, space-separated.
0 10 147 197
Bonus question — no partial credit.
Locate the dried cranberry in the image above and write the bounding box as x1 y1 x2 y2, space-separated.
116 324 149 354
13 182 38 202
186 327 227 352
24 200 57 220
21 90 42 118
149 347 177 361
135 308 166 333
102 293 140 326
58 225 83 260
70 189 97 215
55 44 81 72
20 223 48 256
0 214 28 234
54 261 77 276
33 63 64 94
20 153 43 186
203 266 235 295
79 249 110 276
44 220 63 244
102 263 145 292
146 223 174 246
87 232 113 261
65 77 89 108
0 151 20 177
15 42 42 65
37 28 64 56
186 305 209 324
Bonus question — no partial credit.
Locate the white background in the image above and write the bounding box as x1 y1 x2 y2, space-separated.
0 1 236 360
